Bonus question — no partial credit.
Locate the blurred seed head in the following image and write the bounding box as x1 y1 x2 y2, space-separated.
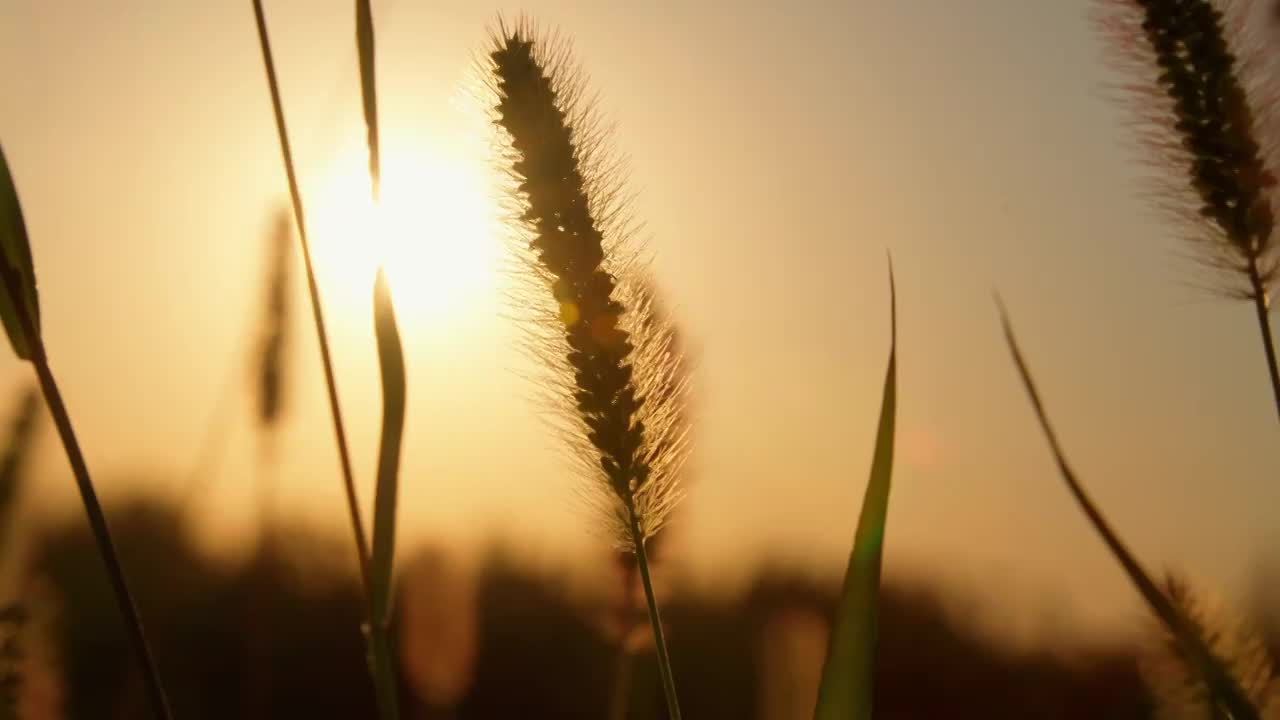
1140 575 1280 719
255 206 294 430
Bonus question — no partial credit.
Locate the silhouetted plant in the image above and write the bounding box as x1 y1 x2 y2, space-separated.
0 142 172 719
1141 576 1280 719
250 0 373 594
1098 0 1280 418
487 21 692 718
1000 300 1262 719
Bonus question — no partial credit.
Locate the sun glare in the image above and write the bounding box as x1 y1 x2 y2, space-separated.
306 139 500 329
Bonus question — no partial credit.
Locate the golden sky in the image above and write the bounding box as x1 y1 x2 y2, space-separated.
1 0 1278 636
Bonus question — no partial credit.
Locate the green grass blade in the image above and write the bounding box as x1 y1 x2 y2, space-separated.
355 0 380 201
0 145 40 361
369 267 405 720
997 298 1261 720
814 260 897 720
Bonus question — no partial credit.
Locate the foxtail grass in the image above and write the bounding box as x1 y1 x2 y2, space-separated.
487 21 692 719
999 298 1261 720
250 0 373 596
607 279 691 720
1141 576 1280 718
1097 0 1280 419
0 144 173 718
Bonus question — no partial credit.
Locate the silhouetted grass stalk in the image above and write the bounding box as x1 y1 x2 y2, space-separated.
250 0 373 593
1100 0 1280 419
0 144 172 719
0 271 173 719
1248 277 1280 414
999 299 1260 720
356 0 380 203
369 269 406 720
354 5 404 717
627 506 678 716
1144 576 1279 716
489 24 690 719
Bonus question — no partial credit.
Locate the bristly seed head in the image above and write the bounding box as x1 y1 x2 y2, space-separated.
487 22 689 543
1141 576 1280 719
1100 0 1280 298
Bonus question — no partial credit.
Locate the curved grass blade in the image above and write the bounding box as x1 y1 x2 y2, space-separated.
997 298 1260 720
0 145 39 361
0 144 172 720
814 259 896 720
369 267 405 720
355 0 380 202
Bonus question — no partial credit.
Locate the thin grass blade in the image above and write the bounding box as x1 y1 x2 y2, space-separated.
355 0 380 201
997 298 1261 720
369 267 405 720
0 145 39 361
813 260 897 720
0 148 172 718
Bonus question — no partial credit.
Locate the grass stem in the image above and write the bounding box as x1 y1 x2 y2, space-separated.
626 504 681 720
33 355 173 719
0 265 174 719
1247 268 1280 421
368 621 400 720
998 298 1260 720
250 0 373 595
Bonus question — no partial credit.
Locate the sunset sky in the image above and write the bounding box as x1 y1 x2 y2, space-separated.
1 0 1278 638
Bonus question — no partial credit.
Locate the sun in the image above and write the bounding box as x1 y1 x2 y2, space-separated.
305 139 500 329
